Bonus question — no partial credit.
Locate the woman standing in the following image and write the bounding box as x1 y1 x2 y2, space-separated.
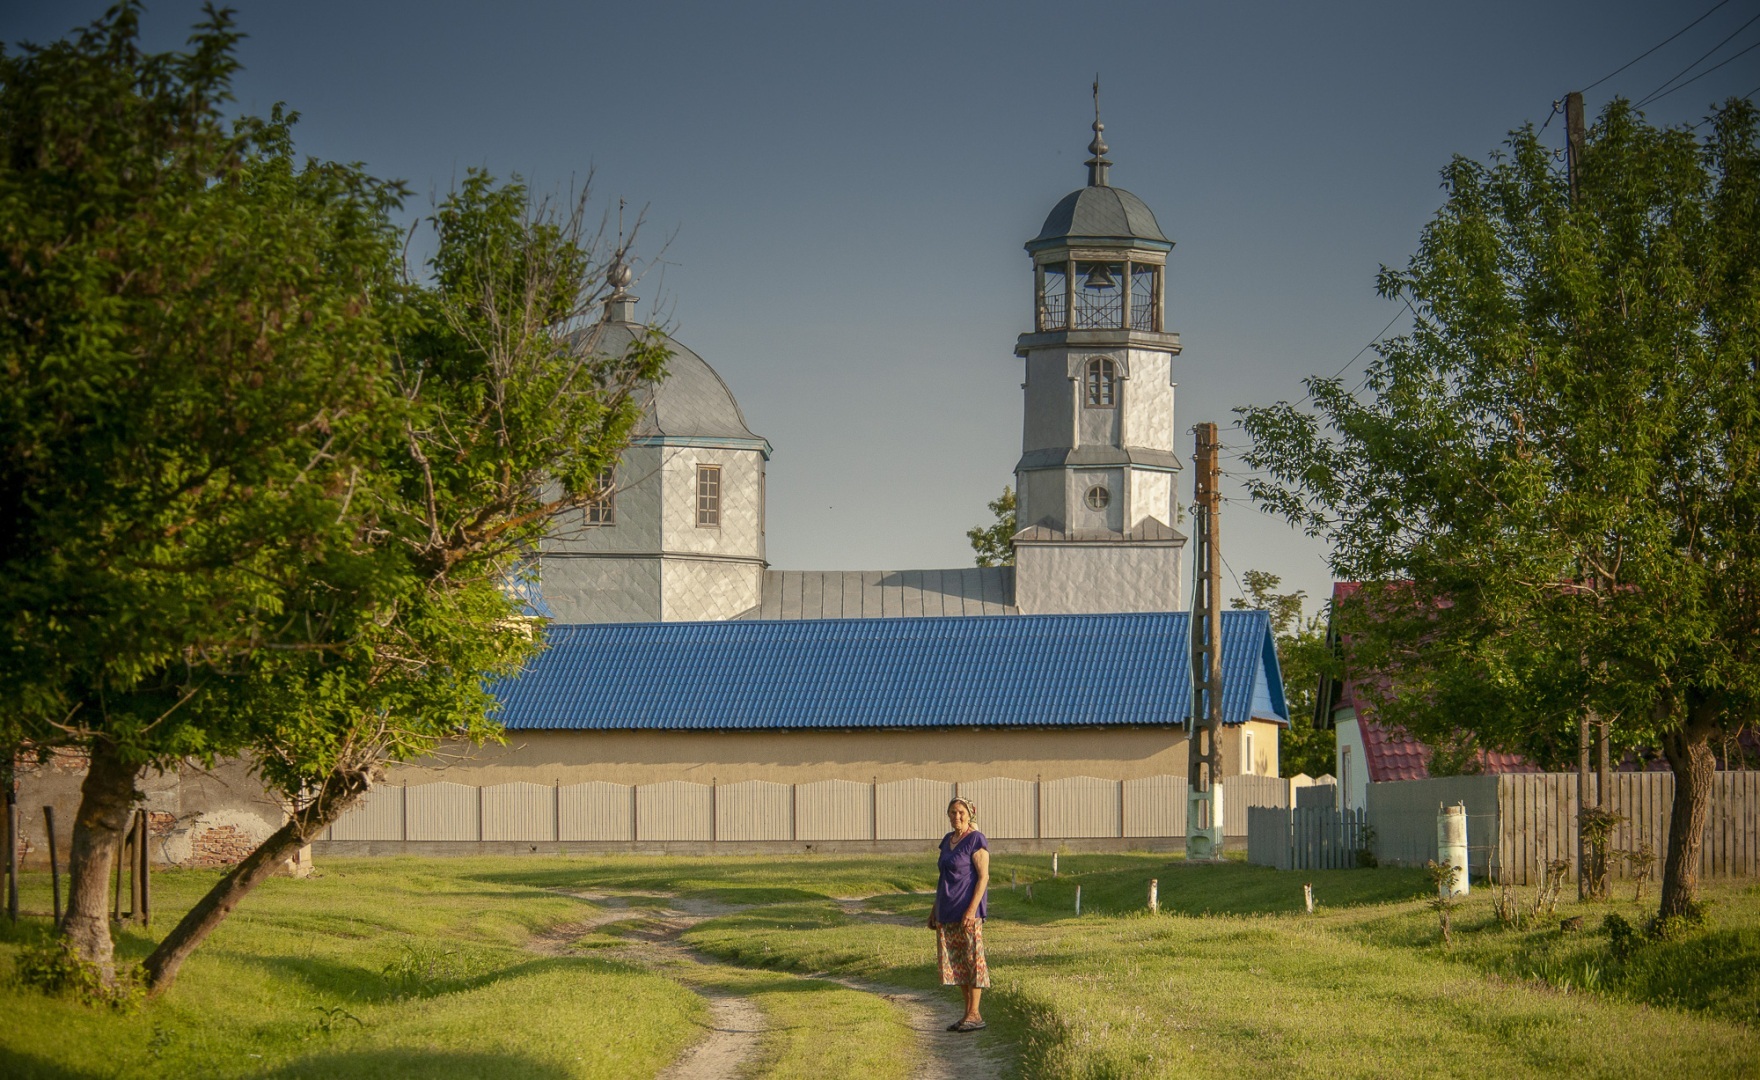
929 796 990 1032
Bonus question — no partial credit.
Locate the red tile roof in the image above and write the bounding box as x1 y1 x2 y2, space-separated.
1329 582 1541 782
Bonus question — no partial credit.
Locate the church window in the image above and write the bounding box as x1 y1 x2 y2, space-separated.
1084 485 1111 511
1084 358 1116 407
696 464 721 527
586 468 615 526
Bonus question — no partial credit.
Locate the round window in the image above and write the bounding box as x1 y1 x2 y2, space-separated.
1085 485 1111 511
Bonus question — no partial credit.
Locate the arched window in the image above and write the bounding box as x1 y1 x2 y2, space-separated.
1084 357 1116 407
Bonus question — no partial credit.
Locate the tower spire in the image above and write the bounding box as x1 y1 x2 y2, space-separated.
1086 76 1111 187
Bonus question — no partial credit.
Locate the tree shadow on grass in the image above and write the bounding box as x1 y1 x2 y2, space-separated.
240 950 647 1004
260 1049 572 1079
0 1051 105 1080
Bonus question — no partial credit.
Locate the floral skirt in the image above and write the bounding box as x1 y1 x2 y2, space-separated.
936 921 991 988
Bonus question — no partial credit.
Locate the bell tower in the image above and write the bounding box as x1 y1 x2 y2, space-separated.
1011 88 1187 615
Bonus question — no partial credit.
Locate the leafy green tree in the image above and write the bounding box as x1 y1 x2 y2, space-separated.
1230 571 1333 778
1238 99 1760 920
967 485 1016 567
135 172 666 993
0 4 407 977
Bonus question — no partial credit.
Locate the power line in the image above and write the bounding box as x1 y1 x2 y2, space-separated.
1688 82 1760 129
1640 37 1760 108
1634 10 1760 108
1580 0 1734 95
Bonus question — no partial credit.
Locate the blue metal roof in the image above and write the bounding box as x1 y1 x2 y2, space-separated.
493 610 1288 732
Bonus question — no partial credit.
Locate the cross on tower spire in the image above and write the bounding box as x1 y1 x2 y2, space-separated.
1086 76 1111 187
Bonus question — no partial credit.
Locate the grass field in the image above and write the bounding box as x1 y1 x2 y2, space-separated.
2 852 1757 1078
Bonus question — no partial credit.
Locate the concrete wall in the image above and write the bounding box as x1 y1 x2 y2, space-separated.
386 722 1281 789
11 751 289 870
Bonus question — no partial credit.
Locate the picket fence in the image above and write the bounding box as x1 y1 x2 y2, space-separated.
323 772 1331 845
1366 771 1760 884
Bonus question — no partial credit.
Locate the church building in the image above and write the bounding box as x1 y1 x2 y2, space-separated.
381 107 1287 805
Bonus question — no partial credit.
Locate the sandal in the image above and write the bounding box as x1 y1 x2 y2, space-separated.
954 1019 987 1032
946 1020 965 1031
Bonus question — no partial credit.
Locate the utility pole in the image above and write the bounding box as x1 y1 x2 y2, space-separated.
1565 89 1614 899
1186 422 1225 860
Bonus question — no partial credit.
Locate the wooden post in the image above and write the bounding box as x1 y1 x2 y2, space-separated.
1148 878 1159 914
136 810 150 927
4 775 16 924
1304 882 1314 914
1075 885 1082 916
1052 851 1058 878
45 807 61 923
113 825 126 922
1578 711 1591 899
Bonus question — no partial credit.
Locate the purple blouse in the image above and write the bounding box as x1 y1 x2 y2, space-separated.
935 829 989 923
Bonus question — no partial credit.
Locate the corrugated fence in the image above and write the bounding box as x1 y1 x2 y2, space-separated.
325 773 1332 845
1363 772 1759 884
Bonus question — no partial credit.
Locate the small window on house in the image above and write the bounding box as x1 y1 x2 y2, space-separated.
1084 357 1116 407
1341 745 1353 807
696 464 721 527
1084 485 1110 511
1244 731 1256 775
586 468 615 526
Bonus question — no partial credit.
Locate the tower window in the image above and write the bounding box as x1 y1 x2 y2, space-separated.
1130 264 1161 331
696 464 721 527
1084 358 1117 407
1084 485 1111 511
1038 264 1068 331
1073 261 1124 328
586 467 616 526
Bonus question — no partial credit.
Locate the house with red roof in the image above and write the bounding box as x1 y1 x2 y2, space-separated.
1312 582 1539 812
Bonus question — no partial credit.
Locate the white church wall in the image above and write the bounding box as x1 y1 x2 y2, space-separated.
662 558 763 622
1015 540 1181 615
1068 468 1124 531
539 555 661 623
1127 469 1175 529
657 446 764 559
1120 349 1175 452
1021 350 1076 454
1018 469 1066 530
542 446 664 555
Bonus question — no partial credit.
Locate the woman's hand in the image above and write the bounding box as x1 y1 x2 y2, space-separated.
961 912 980 933
927 912 939 930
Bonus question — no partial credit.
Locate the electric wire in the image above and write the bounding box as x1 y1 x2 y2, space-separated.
1634 10 1760 108
1688 82 1760 129
1580 0 1734 95
1639 37 1760 108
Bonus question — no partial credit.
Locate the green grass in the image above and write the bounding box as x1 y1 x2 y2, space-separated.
679 854 1760 1079
4 853 1757 1079
0 861 704 1079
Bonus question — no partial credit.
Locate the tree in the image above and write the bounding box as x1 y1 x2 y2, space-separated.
967 486 1016 567
135 172 664 992
0 4 407 978
1238 99 1760 920
1230 571 1333 778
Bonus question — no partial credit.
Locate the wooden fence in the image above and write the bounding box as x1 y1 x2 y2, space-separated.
324 773 1335 846
1246 806 1368 870
1364 771 1760 884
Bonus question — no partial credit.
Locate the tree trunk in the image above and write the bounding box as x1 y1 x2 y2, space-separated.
1658 711 1718 921
141 765 371 993
62 739 140 981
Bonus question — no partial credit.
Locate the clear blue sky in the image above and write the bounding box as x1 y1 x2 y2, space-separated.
9 1 1757 615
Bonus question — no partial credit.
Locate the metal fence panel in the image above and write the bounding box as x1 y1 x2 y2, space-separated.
957 777 1037 839
483 782 557 842
1366 775 1499 878
406 782 480 841
560 781 633 841
795 779 872 841
1224 774 1291 838
328 784 405 841
1041 776 1121 838
1296 783 1338 810
637 781 712 841
1123 775 1186 838
877 778 956 840
717 780 793 842
1246 805 1289 868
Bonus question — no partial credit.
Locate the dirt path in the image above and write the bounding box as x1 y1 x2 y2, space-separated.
533 888 1003 1080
